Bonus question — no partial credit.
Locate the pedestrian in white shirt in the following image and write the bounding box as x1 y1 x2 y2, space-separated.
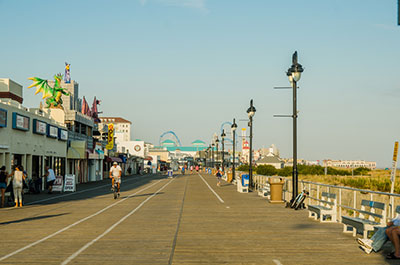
10 165 26 207
109 162 122 197
45 166 56 194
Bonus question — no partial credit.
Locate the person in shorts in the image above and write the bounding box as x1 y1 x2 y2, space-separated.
109 162 122 197
45 166 56 194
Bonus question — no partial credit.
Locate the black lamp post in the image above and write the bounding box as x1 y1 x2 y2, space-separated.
231 118 237 182
247 99 256 189
221 130 226 171
287 51 304 202
211 143 215 168
215 137 219 169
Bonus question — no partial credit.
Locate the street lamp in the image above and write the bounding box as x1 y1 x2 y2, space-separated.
247 99 256 189
221 129 226 171
211 143 215 168
215 137 220 169
231 118 237 182
287 51 304 203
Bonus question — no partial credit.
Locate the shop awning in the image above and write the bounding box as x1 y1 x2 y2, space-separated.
67 141 86 159
67 147 83 159
106 157 123 163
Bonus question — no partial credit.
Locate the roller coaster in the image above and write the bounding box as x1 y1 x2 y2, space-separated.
220 122 235 144
159 131 182 146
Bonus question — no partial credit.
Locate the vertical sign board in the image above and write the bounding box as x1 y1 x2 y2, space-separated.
391 141 399 184
52 175 63 192
63 174 76 192
106 123 114 150
0 108 7 128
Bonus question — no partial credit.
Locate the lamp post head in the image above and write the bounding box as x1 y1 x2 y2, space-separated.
231 118 238 132
221 129 226 140
289 51 304 82
247 99 256 118
215 137 219 144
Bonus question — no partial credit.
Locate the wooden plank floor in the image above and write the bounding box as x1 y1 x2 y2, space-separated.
0 173 396 264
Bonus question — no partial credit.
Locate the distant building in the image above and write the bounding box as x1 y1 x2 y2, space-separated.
323 159 377 170
99 117 132 142
257 154 284 169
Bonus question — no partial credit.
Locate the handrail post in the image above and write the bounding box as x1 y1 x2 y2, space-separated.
353 190 357 217
338 188 342 222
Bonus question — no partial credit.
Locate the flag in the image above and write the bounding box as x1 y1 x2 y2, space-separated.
81 96 91 116
91 97 101 122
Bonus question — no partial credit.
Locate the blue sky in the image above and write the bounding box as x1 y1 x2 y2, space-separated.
1 0 399 167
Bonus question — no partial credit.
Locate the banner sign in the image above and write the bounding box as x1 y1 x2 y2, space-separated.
33 119 47 135
52 175 63 192
12 112 29 131
47 124 58 138
0 108 7 128
63 174 76 192
106 123 114 150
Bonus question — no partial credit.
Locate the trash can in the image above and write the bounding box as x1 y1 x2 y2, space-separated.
268 178 285 203
241 174 249 187
227 171 233 183
168 170 173 177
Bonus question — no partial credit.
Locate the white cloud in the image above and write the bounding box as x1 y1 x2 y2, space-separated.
139 0 208 12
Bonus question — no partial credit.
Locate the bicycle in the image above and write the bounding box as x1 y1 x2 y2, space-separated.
288 189 309 210
112 181 119 199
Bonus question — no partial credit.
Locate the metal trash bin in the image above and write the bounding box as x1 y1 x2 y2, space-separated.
268 178 285 203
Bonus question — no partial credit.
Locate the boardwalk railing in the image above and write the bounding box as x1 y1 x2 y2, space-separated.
235 171 400 220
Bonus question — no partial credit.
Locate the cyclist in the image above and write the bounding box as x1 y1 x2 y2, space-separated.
109 162 122 197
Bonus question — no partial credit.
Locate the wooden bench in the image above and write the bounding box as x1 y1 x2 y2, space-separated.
342 200 386 239
307 192 337 223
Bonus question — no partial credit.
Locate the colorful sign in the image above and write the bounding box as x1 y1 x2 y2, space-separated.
58 128 68 141
33 119 47 135
106 123 114 150
0 108 7 128
28 74 70 109
63 174 76 192
12 112 29 131
47 125 58 138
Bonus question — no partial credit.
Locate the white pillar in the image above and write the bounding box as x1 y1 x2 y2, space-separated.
26 154 32 180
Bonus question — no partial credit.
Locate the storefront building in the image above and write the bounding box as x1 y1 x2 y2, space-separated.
0 79 67 183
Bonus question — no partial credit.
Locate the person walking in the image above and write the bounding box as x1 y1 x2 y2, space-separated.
45 166 56 194
10 165 25 207
0 166 8 208
216 168 222 187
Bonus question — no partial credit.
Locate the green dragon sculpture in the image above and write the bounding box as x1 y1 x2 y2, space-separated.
28 73 70 109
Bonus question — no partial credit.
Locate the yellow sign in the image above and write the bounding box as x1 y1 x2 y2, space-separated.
393 141 399 162
106 123 114 150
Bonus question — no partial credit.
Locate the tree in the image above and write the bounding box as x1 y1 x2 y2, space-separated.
256 165 277 176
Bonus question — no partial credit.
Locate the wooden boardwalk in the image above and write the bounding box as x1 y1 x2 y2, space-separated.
0 173 396 264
